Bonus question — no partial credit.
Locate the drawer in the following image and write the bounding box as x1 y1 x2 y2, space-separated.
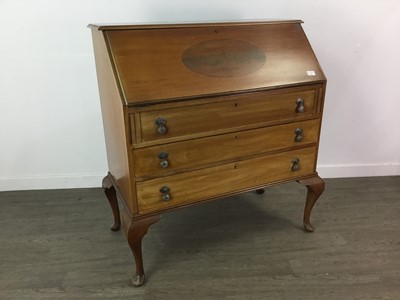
136 146 316 214
136 88 319 143
133 119 320 179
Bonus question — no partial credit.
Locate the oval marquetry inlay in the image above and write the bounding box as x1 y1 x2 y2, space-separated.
182 39 266 78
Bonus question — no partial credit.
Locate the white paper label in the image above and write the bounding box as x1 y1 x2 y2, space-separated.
307 70 316 76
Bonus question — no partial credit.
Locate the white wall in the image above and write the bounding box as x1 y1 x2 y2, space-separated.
0 0 399 191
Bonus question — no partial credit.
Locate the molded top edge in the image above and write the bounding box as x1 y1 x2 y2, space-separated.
88 19 303 30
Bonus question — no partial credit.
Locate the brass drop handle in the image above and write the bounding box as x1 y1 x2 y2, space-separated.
296 98 305 113
158 151 169 168
155 117 167 135
291 158 300 171
294 128 303 142
160 186 171 201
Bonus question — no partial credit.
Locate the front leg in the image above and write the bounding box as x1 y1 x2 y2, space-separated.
297 175 325 232
128 215 161 286
102 175 121 232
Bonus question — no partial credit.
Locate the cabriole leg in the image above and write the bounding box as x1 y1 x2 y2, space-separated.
102 175 121 232
297 175 325 232
128 215 161 287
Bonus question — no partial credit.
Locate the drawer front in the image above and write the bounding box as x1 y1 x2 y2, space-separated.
138 89 318 143
134 119 320 179
136 146 316 214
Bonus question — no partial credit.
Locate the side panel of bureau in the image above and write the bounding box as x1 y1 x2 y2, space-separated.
136 146 316 214
91 29 136 214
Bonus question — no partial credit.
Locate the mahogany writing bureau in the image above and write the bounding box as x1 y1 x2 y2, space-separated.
89 20 326 286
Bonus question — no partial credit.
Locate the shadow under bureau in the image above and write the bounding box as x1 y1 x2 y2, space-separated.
89 20 326 286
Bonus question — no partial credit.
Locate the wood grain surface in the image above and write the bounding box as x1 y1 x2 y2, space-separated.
136 147 316 214
134 119 320 179
105 22 325 103
137 88 318 143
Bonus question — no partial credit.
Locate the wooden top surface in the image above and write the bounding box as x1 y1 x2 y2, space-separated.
92 21 326 105
88 20 303 30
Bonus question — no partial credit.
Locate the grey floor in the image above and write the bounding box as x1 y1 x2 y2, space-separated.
0 177 399 300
